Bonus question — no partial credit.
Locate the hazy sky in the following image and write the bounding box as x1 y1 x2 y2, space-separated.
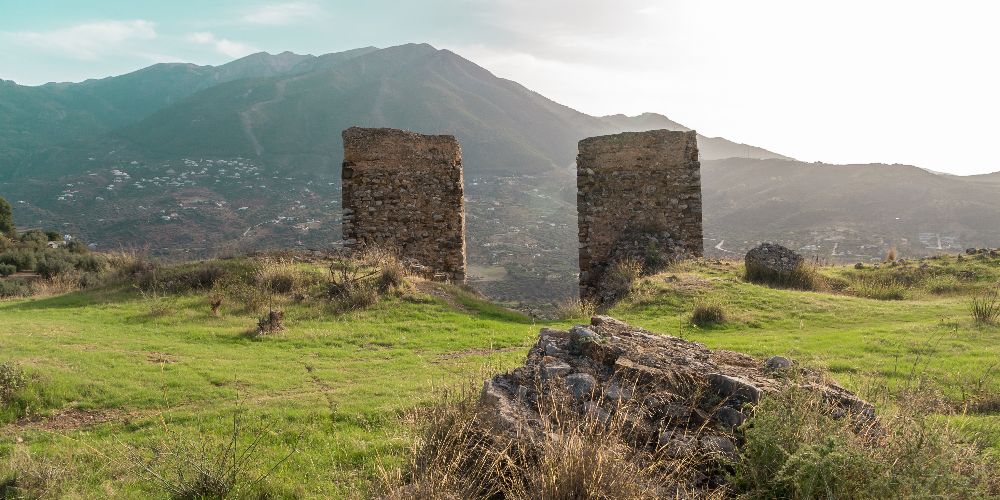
2 1 997 175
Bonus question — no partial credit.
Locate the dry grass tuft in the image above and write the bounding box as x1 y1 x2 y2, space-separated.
691 302 727 327
381 384 716 499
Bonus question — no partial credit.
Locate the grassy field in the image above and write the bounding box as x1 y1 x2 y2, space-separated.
1 254 998 497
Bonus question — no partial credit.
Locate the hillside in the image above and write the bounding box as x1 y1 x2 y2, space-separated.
702 158 1000 258
0 253 997 496
1 43 999 307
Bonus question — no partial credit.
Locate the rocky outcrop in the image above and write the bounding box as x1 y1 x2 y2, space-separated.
480 316 874 490
577 130 703 300
341 127 466 282
744 242 804 283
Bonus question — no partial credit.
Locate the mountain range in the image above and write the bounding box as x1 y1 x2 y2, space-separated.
1 43 997 304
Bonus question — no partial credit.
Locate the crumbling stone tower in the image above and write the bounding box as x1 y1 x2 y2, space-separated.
341 127 466 282
577 130 703 299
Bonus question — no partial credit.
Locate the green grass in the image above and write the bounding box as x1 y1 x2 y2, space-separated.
1 254 998 497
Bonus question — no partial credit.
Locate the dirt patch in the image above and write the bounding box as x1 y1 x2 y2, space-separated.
661 273 713 293
4 408 126 434
146 352 178 364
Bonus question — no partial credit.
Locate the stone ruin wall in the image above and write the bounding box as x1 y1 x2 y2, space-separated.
341 127 466 282
577 129 703 299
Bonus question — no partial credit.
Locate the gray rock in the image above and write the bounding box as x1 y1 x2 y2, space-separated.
764 356 793 372
583 402 611 424
603 382 633 402
745 243 804 281
699 435 737 456
542 359 572 379
714 407 746 428
659 432 698 458
707 373 762 404
564 373 597 400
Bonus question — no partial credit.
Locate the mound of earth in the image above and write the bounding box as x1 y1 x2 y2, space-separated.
481 315 874 491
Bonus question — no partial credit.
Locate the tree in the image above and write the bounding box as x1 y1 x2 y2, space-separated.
0 197 13 237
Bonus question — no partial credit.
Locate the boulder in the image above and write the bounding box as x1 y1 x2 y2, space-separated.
745 243 804 284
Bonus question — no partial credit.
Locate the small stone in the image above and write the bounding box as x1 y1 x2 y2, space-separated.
764 355 793 372
659 432 698 458
714 407 746 428
542 358 572 379
603 382 633 402
699 435 737 456
564 373 597 400
583 401 611 424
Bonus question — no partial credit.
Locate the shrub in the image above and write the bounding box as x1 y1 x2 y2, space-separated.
0 250 36 272
0 264 15 277
255 309 285 336
925 275 962 294
118 400 296 499
970 287 1000 325
0 362 27 406
35 256 74 279
746 262 827 291
731 387 998 498
691 302 726 327
886 246 898 262
326 248 408 313
0 280 31 299
597 257 644 302
553 296 598 321
0 448 70 499
847 275 907 300
208 292 224 317
18 231 48 249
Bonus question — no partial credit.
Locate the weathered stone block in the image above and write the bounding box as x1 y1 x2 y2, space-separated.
576 129 703 299
341 127 466 282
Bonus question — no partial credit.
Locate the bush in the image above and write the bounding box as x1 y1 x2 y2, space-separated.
35 256 74 279
847 275 907 300
0 264 15 277
926 275 962 294
0 448 71 499
553 296 597 321
0 362 27 406
597 257 644 303
117 401 296 499
0 280 31 298
691 302 726 327
746 262 826 291
970 287 1000 325
732 387 998 498
0 250 36 272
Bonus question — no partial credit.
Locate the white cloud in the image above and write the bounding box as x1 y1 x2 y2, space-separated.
186 32 257 58
6 20 157 60
240 2 322 25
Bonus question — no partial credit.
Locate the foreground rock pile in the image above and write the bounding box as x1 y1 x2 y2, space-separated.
481 316 874 490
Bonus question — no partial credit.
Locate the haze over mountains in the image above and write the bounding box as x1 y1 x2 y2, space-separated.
1 43 998 303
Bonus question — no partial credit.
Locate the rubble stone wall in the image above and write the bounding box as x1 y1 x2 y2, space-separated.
341 127 466 282
577 129 703 299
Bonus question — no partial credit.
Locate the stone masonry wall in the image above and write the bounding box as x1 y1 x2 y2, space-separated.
341 127 466 282
577 129 703 299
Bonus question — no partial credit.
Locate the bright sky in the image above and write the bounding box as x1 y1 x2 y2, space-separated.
2 1 997 175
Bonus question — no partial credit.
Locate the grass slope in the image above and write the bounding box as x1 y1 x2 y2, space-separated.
1 255 998 497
